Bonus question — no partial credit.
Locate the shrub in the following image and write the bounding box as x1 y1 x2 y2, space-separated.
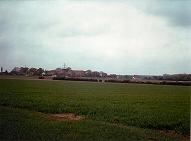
145 81 152 84
39 76 45 79
52 77 98 82
122 80 130 83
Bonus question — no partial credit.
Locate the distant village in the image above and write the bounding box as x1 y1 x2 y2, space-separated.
0 65 191 81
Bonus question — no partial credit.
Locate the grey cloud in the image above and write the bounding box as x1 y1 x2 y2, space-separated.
0 1 190 75
59 27 105 38
133 1 191 27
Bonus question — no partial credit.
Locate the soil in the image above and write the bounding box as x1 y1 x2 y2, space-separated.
50 113 84 121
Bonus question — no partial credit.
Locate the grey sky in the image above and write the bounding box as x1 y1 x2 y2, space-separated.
0 1 191 75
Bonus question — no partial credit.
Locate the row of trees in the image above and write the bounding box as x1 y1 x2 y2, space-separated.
163 74 191 81
105 79 191 86
2 67 191 81
52 76 191 86
9 67 44 76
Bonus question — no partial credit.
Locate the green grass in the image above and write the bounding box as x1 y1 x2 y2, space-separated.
0 79 190 140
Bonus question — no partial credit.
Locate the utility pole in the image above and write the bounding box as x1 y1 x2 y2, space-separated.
63 63 67 69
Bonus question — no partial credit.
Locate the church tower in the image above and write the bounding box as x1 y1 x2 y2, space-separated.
1 66 3 73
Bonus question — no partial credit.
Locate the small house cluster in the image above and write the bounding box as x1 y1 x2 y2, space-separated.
8 66 109 78
1 65 190 81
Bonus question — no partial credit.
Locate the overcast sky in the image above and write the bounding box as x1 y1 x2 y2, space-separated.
0 1 191 75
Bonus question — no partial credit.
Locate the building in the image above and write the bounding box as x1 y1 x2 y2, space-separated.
46 70 56 76
92 71 100 77
10 67 21 75
132 75 140 80
100 71 107 77
109 74 117 78
68 70 86 77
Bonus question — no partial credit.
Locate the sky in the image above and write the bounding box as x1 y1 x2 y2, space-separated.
0 1 191 75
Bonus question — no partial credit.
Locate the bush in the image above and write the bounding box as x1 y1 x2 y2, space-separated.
122 80 130 83
52 77 98 82
145 81 152 84
39 76 45 79
104 79 191 86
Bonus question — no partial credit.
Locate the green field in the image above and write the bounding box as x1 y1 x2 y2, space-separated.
0 78 190 140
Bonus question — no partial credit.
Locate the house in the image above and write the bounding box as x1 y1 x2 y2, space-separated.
100 71 108 77
68 70 86 77
117 75 124 79
10 67 28 75
109 74 117 78
46 70 56 76
10 67 21 74
20 67 29 75
27 68 38 76
92 71 100 77
86 70 93 77
42 72 46 76
62 67 71 76
55 68 63 75
132 75 140 80
152 76 158 80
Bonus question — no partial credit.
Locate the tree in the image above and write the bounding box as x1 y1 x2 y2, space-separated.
4 70 8 75
36 68 44 76
86 70 93 77
20 67 29 74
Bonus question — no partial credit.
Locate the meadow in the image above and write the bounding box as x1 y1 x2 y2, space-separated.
0 78 190 140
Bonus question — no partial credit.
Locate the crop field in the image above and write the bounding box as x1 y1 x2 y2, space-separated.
0 78 190 140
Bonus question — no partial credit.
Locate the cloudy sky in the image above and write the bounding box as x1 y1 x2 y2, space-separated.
0 1 191 75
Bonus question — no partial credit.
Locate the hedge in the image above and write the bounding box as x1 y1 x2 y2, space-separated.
105 79 191 86
52 77 98 82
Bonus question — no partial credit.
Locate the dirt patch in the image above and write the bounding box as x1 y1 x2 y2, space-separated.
159 130 190 141
51 113 84 121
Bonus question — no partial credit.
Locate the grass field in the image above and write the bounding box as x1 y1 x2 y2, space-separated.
0 78 190 140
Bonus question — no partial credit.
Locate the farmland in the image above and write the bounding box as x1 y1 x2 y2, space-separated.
0 77 190 140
